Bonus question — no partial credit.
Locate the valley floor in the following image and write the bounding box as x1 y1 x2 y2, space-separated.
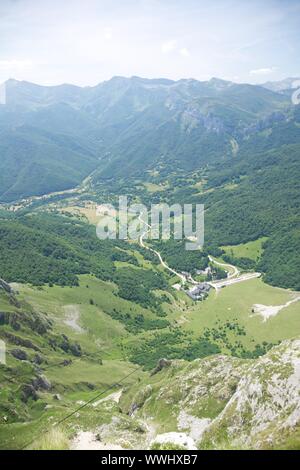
1 269 299 450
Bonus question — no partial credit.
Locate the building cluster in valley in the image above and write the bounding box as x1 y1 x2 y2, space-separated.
186 282 211 301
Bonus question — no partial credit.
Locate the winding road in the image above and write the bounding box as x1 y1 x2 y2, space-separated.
208 255 240 279
138 213 186 282
207 255 260 289
138 212 261 293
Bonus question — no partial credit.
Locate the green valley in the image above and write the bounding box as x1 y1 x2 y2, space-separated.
0 74 300 451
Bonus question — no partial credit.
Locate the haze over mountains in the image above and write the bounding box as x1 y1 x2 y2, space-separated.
0 76 299 202
1 75 299 291
1 0 300 451
0 75 300 450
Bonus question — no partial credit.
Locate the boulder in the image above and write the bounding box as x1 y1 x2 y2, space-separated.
32 375 52 391
9 313 21 331
11 348 28 361
69 342 82 357
151 358 172 376
62 359 72 366
21 384 38 403
33 354 44 365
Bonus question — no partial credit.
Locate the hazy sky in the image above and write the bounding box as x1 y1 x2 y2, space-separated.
0 0 300 86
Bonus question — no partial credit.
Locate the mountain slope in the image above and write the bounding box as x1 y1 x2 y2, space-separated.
2 278 298 452
65 338 300 450
0 76 292 200
0 126 99 202
262 77 300 93
90 78 290 179
0 76 299 290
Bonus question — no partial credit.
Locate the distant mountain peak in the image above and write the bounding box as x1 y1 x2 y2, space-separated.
262 77 300 92
209 77 232 85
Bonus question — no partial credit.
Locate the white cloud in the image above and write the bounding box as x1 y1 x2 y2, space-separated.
104 27 112 40
0 1 298 86
161 42 191 58
161 40 177 54
179 47 190 57
250 67 276 75
0 59 33 70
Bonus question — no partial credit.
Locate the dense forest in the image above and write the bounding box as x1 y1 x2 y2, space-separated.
151 239 208 273
147 117 300 290
0 213 170 309
0 81 299 291
202 140 300 289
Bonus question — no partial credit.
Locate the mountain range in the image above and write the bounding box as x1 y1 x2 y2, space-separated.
0 76 300 450
0 76 299 202
1 76 299 291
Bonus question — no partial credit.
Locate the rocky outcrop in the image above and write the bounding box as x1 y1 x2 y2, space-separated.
33 354 44 365
180 107 227 134
242 111 286 137
107 339 300 450
200 339 300 449
0 279 12 294
0 312 21 331
0 310 50 334
32 375 52 391
4 332 40 351
151 358 172 376
19 374 51 403
20 384 38 403
49 334 82 357
11 348 28 361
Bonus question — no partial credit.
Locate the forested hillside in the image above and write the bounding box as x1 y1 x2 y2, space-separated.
202 115 300 290
0 213 172 315
0 76 292 201
0 76 299 289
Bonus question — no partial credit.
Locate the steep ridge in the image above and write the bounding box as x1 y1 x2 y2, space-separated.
75 339 300 450
0 76 293 201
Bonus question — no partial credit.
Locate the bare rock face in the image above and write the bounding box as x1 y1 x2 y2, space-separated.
200 339 300 449
111 339 300 450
